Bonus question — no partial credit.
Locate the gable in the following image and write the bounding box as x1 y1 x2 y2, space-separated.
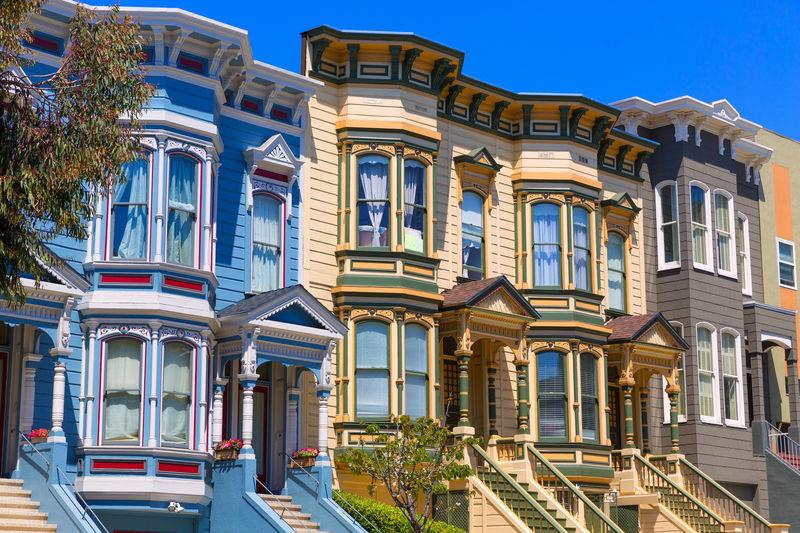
638 322 680 348
475 287 526 316
265 302 330 330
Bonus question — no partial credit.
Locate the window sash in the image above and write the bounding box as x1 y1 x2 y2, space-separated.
778 241 796 288
356 369 389 418
103 339 142 444
462 192 485 279
691 185 712 268
533 204 562 287
537 351 567 438
656 183 680 268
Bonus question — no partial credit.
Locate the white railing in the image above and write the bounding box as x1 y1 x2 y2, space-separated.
766 422 800 474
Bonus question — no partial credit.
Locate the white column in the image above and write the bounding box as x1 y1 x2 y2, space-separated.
198 331 210 451
50 362 66 438
241 385 254 448
316 391 330 459
92 188 104 262
212 379 227 447
77 327 87 444
148 323 161 447
84 193 94 263
20 353 42 434
84 323 98 445
202 154 213 271
286 387 301 454
154 136 166 263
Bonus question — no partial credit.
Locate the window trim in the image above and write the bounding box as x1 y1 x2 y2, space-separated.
777 237 797 290
461 189 487 280
662 322 688 424
532 202 563 289
536 350 568 441
356 154 391 250
579 352 599 443
689 181 714 272
109 152 152 261
737 213 752 296
100 336 146 446
354 319 391 420
250 191 285 293
165 153 202 268
403 322 429 420
713 190 737 279
572 206 592 292
402 158 428 256
654 181 681 271
606 231 627 312
160 339 197 449
696 322 721 424
719 328 745 428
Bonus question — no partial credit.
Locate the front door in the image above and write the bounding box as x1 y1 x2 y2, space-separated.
253 385 269 489
0 350 7 474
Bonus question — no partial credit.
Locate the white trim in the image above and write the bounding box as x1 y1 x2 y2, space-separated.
737 213 752 296
663 322 687 424
654 181 681 270
719 328 745 427
713 190 737 279
99 337 147 446
160 339 196 449
762 332 793 350
696 322 721 424
689 181 714 272
777 237 797 290
74 475 211 505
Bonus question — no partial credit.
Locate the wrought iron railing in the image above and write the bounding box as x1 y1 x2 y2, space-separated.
527 444 623 533
766 422 800 474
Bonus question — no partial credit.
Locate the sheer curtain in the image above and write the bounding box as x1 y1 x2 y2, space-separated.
358 157 389 247
252 195 281 292
167 156 197 265
573 207 590 290
533 203 561 287
113 157 149 259
697 327 715 417
462 192 484 279
403 162 425 253
691 186 708 265
162 342 192 445
404 324 428 419
607 233 626 311
356 321 389 418
104 338 142 443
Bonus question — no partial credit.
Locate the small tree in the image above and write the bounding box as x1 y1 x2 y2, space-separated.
337 416 473 533
0 1 153 301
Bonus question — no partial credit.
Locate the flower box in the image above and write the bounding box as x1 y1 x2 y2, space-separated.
27 429 48 444
291 456 316 469
214 448 239 461
29 437 47 445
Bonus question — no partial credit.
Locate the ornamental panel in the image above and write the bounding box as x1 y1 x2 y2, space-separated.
528 193 567 205
403 147 433 165
97 324 150 339
351 143 395 156
349 308 395 322
530 340 572 353
159 326 202 345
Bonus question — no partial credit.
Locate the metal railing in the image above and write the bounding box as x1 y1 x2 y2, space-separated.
766 422 800 474
253 474 315 532
650 454 772 533
470 443 568 532
527 444 623 533
18 430 109 533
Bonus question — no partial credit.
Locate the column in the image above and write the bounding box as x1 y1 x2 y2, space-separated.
212 379 227 447
202 153 214 271
198 331 210 451
621 381 635 448
786 351 800 442
77 327 87 444
487 363 498 436
667 389 681 452
49 301 73 443
154 136 166 262
20 353 42 434
286 387 301 454
50 361 66 440
84 322 98 445
92 187 104 262
316 389 331 465
240 381 255 449
148 322 161 447
640 388 650 453
456 349 471 427
514 358 530 433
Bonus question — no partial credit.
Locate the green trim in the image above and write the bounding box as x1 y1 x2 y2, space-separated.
335 248 441 267
609 127 659 149
548 463 614 480
396 149 403 248
533 310 607 326
336 274 440 293
453 146 502 172
521 287 604 301
566 201 573 286
344 145 352 245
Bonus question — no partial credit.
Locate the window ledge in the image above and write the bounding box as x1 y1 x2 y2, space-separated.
699 416 722 425
724 420 747 429
658 262 681 272
717 270 738 280
779 283 797 291
692 263 715 273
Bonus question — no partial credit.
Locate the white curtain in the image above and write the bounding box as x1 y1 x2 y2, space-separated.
573 208 590 290
403 163 425 253
533 204 561 287
113 158 149 259
162 342 192 445
691 186 708 265
697 328 715 417
104 338 142 443
607 233 625 311
167 156 197 266
715 194 731 271
405 325 428 419
358 158 389 247
252 195 281 292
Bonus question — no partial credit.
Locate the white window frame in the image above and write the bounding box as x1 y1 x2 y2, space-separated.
719 328 745 428
165 153 201 268
737 213 752 296
689 181 714 272
654 181 681 270
696 322 721 424
713 190 737 279
250 192 285 293
777 238 797 290
663 322 688 423
101 337 146 446
160 340 196 448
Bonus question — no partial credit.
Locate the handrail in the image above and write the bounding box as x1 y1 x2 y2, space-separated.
632 452 724 533
282 452 320 487
253 474 314 532
470 443 568 532
18 430 109 533
649 454 772 533
527 444 623 533
765 421 800 473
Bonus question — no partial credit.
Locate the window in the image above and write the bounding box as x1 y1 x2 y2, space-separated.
737 214 752 295
697 324 719 422
655 182 680 270
607 233 626 311
537 351 566 438
103 338 143 444
252 194 282 292
166 155 198 266
462 191 485 280
778 239 796 289
580 353 598 441
111 156 149 259
162 342 193 446
403 160 426 254
355 321 389 419
404 324 428 419
357 155 390 248
690 183 713 270
573 207 591 291
663 322 687 423
721 330 743 426
714 192 736 277
533 203 561 287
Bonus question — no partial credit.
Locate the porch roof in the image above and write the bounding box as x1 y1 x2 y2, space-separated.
606 312 689 350
440 275 540 319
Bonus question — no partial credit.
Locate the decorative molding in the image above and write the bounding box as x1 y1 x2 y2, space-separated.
528 192 567 205
159 326 202 345
668 112 692 143
165 139 208 160
403 146 433 165
350 308 395 322
139 137 157 151
351 142 395 156
403 312 435 328
97 324 150 340
251 178 288 199
530 340 571 353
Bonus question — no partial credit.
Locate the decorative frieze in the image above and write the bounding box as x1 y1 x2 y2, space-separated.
159 326 202 345
530 340 572 353
251 178 288 199
165 139 208 161
402 146 433 165
350 308 395 322
527 192 567 205
97 324 150 339
139 137 158 150
351 143 395 156
403 312 435 327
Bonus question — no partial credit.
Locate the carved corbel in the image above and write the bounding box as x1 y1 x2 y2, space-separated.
468 93 487 123
667 112 692 143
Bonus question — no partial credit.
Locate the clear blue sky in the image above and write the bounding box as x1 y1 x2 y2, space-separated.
98 0 800 139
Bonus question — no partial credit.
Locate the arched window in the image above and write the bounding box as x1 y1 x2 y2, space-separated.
607 233 626 311
737 214 752 295
714 191 736 277
573 206 591 291
580 353 598 441
252 194 282 292
533 203 561 287
655 181 680 270
111 156 149 259
721 330 743 426
357 155 390 248
162 341 193 446
690 183 712 270
537 351 566 438
355 320 389 419
103 338 143 444
404 324 428 419
697 324 719 422
462 191 485 280
403 160 426 254
166 155 198 266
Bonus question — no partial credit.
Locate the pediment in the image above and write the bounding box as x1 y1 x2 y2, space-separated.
475 287 527 316
244 133 301 178
259 300 331 331
453 146 502 174
601 192 640 215
639 322 681 349
712 99 739 123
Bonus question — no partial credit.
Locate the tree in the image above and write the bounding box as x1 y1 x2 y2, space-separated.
0 0 153 301
336 416 473 533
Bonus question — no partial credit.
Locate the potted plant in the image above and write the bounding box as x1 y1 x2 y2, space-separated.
214 438 243 461
291 447 319 468
28 428 48 444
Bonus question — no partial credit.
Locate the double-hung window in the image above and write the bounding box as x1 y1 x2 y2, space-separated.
404 324 428 420
690 183 713 270
103 338 143 444
655 182 680 270
721 330 743 426
162 342 193 446
533 203 561 287
573 207 591 291
166 155 198 266
462 191 485 280
778 239 797 289
537 351 567 438
111 157 149 259
403 160 426 254
357 156 390 248
580 353 598 441
355 321 389 419
737 214 752 295
697 324 719 422
714 192 736 277
607 233 626 312
252 194 282 292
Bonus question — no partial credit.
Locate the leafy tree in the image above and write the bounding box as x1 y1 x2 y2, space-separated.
0 0 153 301
336 416 473 533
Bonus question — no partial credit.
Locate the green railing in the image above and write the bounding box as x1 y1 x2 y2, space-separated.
649 454 772 533
470 443 569 532
527 444 623 533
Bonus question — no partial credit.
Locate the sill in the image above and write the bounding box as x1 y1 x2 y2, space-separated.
742 289 752 297
779 283 797 291
657 262 681 272
699 416 722 425
692 262 715 273
717 270 738 280
724 420 747 429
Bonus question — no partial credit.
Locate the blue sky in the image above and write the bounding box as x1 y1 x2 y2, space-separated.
98 0 800 139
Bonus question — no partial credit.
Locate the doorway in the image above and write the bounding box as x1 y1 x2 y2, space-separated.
252 384 269 489
0 350 7 474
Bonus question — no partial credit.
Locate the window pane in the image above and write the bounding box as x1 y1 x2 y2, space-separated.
693 227 707 264
404 161 426 253
162 342 192 444
663 223 678 264
580 354 597 440
538 352 565 394
724 376 739 421
252 195 282 292
358 156 390 248
691 186 707 225
697 328 713 371
356 321 389 368
406 374 427 420
660 185 676 223
717 234 731 271
462 192 484 234
462 192 484 279
538 351 566 438
699 374 715 417
780 263 795 287
113 158 149 259
104 338 142 443
357 202 389 247
573 207 590 290
539 397 566 438
533 204 561 287
779 242 794 263
608 234 626 311
721 334 737 375
462 233 484 277
356 370 389 418
608 234 624 272
714 194 730 233
405 324 427 373
167 156 197 266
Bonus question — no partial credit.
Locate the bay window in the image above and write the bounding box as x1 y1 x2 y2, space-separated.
690 183 712 270
252 194 282 292
403 160 426 254
462 191 485 280
737 214 752 295
161 342 193 446
721 330 743 425
537 351 566 438
714 191 736 277
404 324 428 420
357 155 390 248
655 181 680 270
697 324 719 422
607 233 626 312
573 207 591 291
580 353 598 441
111 157 149 259
355 320 389 419
103 338 143 444
533 203 561 287
778 239 796 289
167 155 198 266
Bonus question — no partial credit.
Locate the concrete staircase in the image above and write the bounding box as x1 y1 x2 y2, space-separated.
259 493 327 532
0 478 57 532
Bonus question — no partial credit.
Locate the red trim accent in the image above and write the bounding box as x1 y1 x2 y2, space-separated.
254 385 269 488
197 163 204 268
157 461 199 475
0 352 7 465
282 201 287 287
270 107 289 121
177 55 204 73
163 277 204 292
253 168 289 182
92 459 146 472
31 35 59 52
242 99 260 113
148 153 154 261
99 274 152 285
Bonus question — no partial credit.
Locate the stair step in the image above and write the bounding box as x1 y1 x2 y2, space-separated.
0 510 48 522
285 519 320 529
260 494 293 502
0 489 33 498
0 479 24 487
0 518 57 532
0 498 40 510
